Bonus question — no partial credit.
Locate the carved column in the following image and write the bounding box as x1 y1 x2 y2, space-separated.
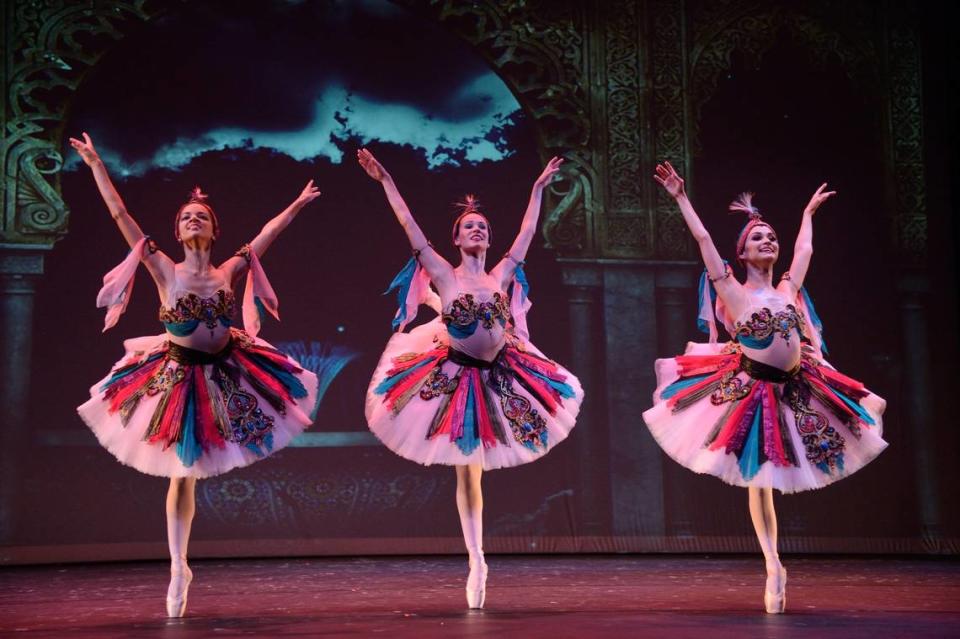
560 260 607 534
883 5 938 539
654 263 698 536
897 276 939 538
2 1 155 541
602 261 664 536
0 249 44 541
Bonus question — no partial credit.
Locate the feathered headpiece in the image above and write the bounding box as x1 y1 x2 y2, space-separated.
187 186 209 205
730 191 772 261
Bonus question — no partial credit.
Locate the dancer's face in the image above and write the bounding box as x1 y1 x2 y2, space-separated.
177 203 217 245
739 223 779 266
455 213 491 252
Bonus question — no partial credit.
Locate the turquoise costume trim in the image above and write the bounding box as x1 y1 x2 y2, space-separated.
800 286 828 355
159 289 236 336
442 292 510 339
384 256 419 331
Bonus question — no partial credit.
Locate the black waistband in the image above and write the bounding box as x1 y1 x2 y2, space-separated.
740 352 800 383
167 339 233 365
447 347 500 369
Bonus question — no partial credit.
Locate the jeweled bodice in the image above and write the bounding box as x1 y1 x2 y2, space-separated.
733 300 809 371
159 289 236 337
442 291 510 362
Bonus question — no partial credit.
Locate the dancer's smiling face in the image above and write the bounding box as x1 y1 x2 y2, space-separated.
739 223 779 266
176 203 218 245
454 213 492 251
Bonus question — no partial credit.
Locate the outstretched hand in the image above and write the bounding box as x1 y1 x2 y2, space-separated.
803 182 836 216
68 132 101 168
653 161 685 198
295 179 322 208
357 148 389 182
533 156 564 190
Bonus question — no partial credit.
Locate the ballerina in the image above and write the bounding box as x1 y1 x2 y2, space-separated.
643 161 888 613
71 132 322 617
358 148 583 609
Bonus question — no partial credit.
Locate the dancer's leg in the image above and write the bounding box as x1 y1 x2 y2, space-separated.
455 464 487 608
748 486 786 613
166 476 197 617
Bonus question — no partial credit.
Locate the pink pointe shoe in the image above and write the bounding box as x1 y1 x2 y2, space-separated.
466 557 488 609
166 565 193 618
764 567 786 614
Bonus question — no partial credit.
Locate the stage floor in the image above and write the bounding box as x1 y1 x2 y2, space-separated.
2 555 958 638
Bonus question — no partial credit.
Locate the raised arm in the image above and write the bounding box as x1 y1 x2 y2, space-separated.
782 182 835 292
250 180 321 258
69 132 173 285
220 180 321 280
654 161 742 300
492 157 563 288
357 148 454 288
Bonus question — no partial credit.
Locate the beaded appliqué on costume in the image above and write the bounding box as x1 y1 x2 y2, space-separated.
489 365 548 451
159 290 236 331
419 367 459 400
711 370 751 405
119 363 186 425
229 326 255 349
734 305 806 344
785 378 846 473
216 371 276 455
442 292 511 330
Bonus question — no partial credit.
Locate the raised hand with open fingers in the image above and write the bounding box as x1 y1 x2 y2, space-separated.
653 160 685 199
533 156 564 191
803 182 836 216
69 132 102 168
295 179 322 208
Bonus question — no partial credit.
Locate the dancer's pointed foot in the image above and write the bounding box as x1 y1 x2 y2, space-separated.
466 555 488 609
764 564 786 614
166 564 193 618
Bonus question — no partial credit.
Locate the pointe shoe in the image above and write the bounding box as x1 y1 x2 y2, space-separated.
466 557 488 609
764 567 786 614
166 565 193 618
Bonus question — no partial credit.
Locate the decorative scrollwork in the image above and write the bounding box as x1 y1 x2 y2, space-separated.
650 0 692 259
0 0 928 269
885 7 926 265
604 0 642 214
605 215 648 250
685 0 923 266
543 159 592 252
3 0 160 246
15 146 67 234
689 3 878 139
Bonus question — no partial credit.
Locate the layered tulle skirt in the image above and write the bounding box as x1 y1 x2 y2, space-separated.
78 328 319 478
366 319 583 470
642 342 887 493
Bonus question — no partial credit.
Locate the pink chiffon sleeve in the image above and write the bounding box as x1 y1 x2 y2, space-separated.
96 237 149 332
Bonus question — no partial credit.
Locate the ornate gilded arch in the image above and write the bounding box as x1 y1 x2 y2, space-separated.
2 0 163 249
0 0 927 265
2 0 605 257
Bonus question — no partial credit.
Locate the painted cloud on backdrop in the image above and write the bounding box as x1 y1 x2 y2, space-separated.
65 74 521 178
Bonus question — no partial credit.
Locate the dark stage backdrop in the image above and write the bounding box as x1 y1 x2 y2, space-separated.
2 0 957 564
